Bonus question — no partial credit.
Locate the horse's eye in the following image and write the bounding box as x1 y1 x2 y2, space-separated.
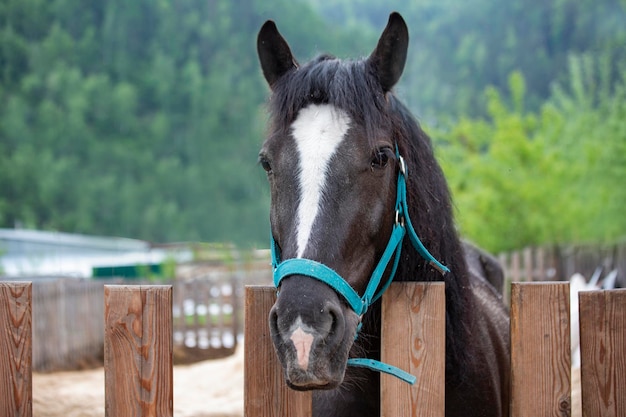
259 157 272 173
371 148 392 169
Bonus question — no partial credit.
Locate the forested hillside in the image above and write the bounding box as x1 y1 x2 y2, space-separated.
311 0 626 117
1 0 625 251
0 0 368 244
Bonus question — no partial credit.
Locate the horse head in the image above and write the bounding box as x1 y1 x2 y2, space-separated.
257 13 413 390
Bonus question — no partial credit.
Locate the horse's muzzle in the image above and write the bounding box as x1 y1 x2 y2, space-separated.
268 275 359 389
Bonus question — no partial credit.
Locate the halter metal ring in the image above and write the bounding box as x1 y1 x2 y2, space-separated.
398 155 407 175
395 210 404 226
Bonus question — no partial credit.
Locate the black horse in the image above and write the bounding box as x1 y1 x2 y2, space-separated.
257 13 510 417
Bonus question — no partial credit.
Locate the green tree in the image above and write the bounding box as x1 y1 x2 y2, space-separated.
436 58 626 252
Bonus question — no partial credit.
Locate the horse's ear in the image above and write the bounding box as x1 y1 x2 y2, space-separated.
257 20 298 89
367 12 409 92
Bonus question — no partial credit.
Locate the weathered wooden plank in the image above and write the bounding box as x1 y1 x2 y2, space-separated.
523 248 533 282
192 279 201 346
0 282 32 417
579 289 626 417
104 285 173 417
244 286 311 417
510 282 571 417
536 247 546 281
230 274 240 346
511 251 521 283
381 282 446 417
29 279 107 372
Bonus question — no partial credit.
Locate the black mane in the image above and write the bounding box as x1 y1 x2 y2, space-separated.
388 94 474 375
267 55 474 376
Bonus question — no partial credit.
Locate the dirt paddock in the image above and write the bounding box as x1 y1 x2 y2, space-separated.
33 347 244 417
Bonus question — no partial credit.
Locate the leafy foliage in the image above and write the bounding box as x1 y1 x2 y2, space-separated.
436 58 626 252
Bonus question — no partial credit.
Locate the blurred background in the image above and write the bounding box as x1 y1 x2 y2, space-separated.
1 0 625 254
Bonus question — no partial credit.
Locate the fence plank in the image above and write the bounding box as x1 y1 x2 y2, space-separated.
381 282 446 417
0 282 32 417
523 248 533 282
510 282 571 417
511 251 521 282
104 285 173 417
244 286 311 417
29 279 109 372
536 247 546 281
579 289 626 417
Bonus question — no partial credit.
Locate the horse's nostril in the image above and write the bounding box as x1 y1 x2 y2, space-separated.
329 310 338 336
269 306 280 336
322 303 344 340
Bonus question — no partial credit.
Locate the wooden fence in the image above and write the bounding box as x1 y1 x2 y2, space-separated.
1 281 624 416
31 278 109 371
243 283 625 417
499 242 626 284
1 273 256 371
497 243 625 305
11 242 619 371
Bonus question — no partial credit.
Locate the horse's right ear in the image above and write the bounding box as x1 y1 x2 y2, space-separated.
257 21 298 89
367 12 409 92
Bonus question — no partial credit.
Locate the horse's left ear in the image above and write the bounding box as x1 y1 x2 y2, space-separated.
257 20 299 89
367 12 409 92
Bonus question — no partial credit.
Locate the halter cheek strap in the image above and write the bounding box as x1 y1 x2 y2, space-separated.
270 147 449 385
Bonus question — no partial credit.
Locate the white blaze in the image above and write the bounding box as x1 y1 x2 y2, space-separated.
291 104 351 257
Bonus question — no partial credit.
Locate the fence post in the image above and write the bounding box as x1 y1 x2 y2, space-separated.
510 282 571 417
579 289 626 417
381 282 446 416
0 282 32 417
244 286 311 416
104 285 173 417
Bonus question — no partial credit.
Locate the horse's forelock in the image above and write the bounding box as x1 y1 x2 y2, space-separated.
268 56 392 151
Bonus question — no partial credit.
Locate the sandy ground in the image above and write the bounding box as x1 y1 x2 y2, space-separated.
32 347 244 417
32 349 581 417
571 367 581 417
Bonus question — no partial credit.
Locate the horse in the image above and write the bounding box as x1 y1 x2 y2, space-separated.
256 12 510 417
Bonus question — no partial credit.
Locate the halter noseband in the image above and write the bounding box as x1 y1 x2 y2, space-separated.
270 146 449 385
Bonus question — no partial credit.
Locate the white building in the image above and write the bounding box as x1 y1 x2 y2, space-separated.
0 228 192 277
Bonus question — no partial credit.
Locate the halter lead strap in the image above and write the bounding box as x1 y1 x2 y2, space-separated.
270 148 448 385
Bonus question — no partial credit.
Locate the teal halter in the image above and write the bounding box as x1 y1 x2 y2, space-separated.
270 147 449 385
